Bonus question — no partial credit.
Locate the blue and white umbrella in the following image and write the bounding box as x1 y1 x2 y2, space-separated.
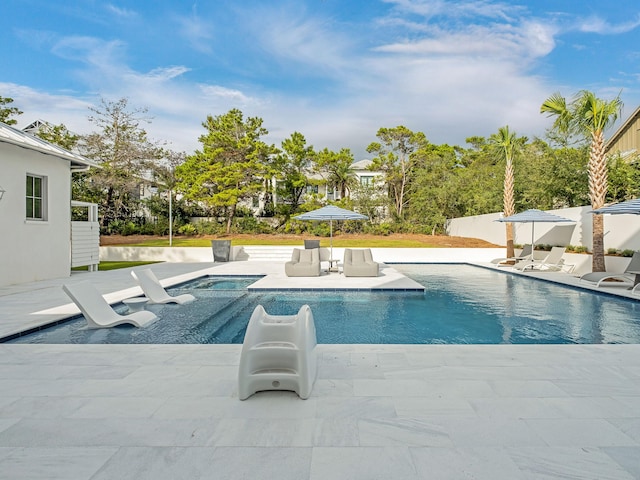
294 205 368 260
591 198 640 215
496 209 575 261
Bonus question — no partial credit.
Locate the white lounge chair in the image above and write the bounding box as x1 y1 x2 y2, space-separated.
62 282 158 329
343 248 379 277
131 269 196 304
491 244 533 266
514 246 567 271
238 304 317 400
580 251 640 288
285 248 321 277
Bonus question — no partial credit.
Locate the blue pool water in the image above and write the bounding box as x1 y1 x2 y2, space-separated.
6 265 640 344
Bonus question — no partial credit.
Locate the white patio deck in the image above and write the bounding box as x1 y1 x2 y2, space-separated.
0 256 639 479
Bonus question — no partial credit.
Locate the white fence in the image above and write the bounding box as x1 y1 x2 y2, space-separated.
447 205 640 252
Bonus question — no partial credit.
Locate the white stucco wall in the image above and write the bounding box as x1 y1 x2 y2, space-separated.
448 205 640 252
0 143 72 286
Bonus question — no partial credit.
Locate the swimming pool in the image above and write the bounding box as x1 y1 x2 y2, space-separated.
6 265 640 344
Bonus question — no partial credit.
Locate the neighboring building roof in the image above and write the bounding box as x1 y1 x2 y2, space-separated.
605 105 640 155
352 159 373 170
21 119 49 135
0 121 97 169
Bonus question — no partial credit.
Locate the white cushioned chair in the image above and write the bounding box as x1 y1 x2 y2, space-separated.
285 248 321 277
343 248 379 277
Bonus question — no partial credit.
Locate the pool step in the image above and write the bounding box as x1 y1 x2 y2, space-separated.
235 246 295 262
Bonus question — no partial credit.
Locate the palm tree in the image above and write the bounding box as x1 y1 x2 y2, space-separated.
331 158 357 198
488 126 525 259
541 91 623 272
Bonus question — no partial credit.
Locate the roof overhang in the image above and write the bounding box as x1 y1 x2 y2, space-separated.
0 122 98 170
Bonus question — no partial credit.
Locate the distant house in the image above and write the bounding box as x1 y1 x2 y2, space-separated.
606 105 640 160
0 122 98 287
245 158 386 216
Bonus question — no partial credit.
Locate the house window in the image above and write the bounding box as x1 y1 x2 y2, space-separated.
306 185 318 194
26 174 46 220
360 175 374 186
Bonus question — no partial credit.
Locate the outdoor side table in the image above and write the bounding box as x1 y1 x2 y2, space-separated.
123 297 149 312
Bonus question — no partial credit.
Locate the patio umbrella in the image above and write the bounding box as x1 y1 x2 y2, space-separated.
496 209 575 264
590 198 640 215
294 205 368 260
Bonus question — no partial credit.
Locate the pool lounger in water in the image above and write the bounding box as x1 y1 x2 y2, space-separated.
62 282 158 329
131 268 196 304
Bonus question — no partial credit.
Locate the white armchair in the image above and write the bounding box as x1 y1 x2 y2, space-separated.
343 248 379 277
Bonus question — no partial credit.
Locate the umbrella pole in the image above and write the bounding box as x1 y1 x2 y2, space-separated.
330 219 333 261
530 223 535 263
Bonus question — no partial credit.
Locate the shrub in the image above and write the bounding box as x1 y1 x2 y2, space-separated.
178 224 197 236
607 248 620 255
195 221 226 235
621 249 635 257
122 221 140 236
366 223 394 236
233 216 274 234
574 246 588 254
138 222 157 235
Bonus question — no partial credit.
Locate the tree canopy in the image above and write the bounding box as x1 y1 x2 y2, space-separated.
176 109 273 233
0 96 22 125
4 93 639 242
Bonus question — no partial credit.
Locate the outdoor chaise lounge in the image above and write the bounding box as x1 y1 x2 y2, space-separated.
491 244 533 266
131 269 196 304
343 248 380 277
62 282 158 329
513 246 568 272
238 304 317 400
580 251 640 290
285 248 321 277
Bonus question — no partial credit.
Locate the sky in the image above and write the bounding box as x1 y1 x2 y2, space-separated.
2 0 640 159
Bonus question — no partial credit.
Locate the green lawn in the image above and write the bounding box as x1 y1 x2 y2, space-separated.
72 261 161 271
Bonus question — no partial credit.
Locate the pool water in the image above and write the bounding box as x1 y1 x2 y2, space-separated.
186 275 263 290
6 266 640 344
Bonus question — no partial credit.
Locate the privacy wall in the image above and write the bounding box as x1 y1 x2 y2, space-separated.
447 205 640 251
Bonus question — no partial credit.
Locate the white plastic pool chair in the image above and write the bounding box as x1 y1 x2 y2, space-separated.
62 282 158 329
580 251 640 288
513 246 567 271
238 304 317 400
491 244 533 266
131 269 195 305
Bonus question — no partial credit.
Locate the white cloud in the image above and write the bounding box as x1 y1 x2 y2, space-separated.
175 6 214 54
578 15 640 35
382 0 524 21
8 1 638 159
105 4 137 19
0 82 95 135
51 36 126 67
243 4 355 76
199 85 252 104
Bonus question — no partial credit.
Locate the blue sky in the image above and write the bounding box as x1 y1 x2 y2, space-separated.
3 0 640 157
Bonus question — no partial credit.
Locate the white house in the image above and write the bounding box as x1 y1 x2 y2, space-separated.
247 158 386 215
0 122 98 287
